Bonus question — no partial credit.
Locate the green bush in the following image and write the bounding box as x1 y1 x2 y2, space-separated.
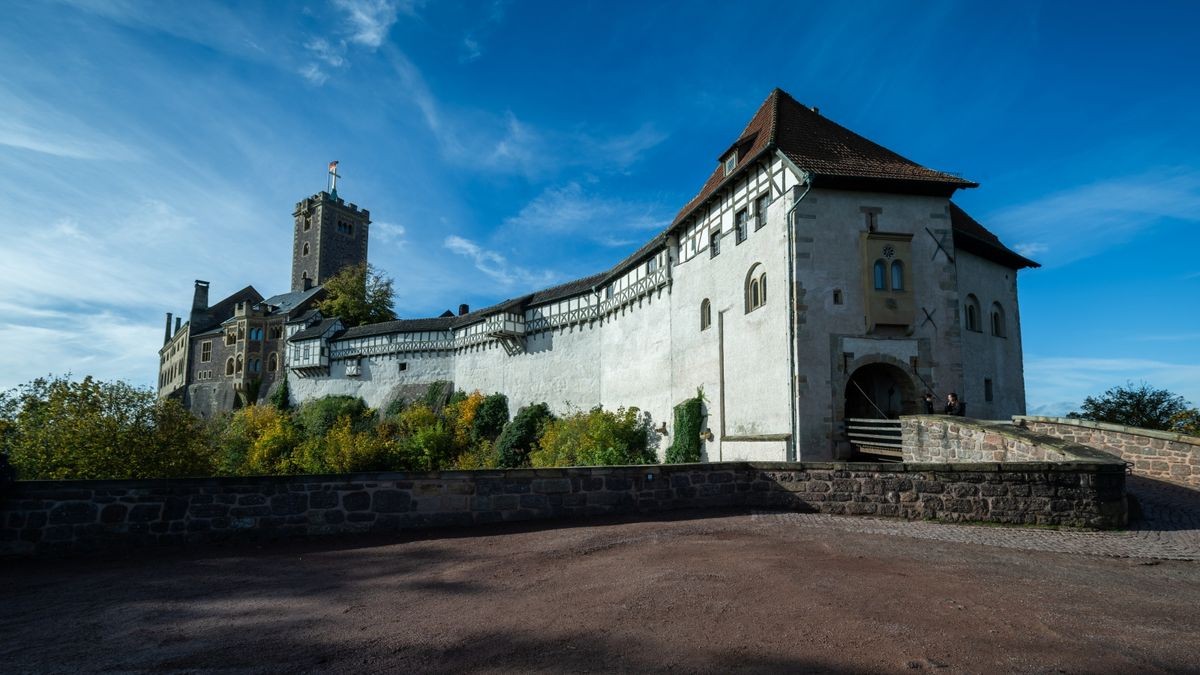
531 406 658 468
665 391 705 463
269 374 291 411
472 393 509 444
495 402 554 468
295 395 372 439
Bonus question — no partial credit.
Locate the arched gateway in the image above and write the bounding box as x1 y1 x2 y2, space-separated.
843 361 920 459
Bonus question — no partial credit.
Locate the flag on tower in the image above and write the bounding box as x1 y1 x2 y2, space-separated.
328 160 339 173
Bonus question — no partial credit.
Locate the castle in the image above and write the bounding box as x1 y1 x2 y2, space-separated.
159 88 1038 461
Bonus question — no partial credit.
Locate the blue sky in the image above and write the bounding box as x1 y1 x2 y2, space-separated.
1 0 1198 415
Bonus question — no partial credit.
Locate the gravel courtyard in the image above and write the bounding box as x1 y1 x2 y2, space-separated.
4 493 1200 674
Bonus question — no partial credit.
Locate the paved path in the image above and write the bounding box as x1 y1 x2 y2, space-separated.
753 475 1200 560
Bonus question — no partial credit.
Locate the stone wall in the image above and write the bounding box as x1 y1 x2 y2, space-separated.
902 415 1124 464
0 460 1126 558
1017 416 1200 488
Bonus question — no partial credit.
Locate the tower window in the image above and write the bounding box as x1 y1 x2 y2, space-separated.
890 260 904 291
302 242 310 256
984 378 994 402
268 353 278 372
225 357 235 376
833 289 843 305
303 215 312 231
337 221 353 236
873 260 887 290
990 302 1006 337
200 341 212 363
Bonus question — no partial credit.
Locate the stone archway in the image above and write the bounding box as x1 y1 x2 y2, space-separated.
843 360 920 421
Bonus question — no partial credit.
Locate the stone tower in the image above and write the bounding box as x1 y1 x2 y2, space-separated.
290 183 371 292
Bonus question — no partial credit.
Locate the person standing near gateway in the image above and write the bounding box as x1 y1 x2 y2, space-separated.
944 393 966 416
923 393 936 414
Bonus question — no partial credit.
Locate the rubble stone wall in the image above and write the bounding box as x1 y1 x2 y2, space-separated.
1 460 1127 558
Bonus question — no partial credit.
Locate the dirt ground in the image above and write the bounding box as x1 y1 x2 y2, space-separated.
3 511 1199 674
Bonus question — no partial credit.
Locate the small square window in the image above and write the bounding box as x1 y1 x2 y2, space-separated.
399 362 408 372
724 151 738 176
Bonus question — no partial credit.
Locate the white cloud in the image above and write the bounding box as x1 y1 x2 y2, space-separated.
502 182 669 244
460 36 482 63
299 64 329 86
992 169 1200 266
372 221 406 245
306 37 347 67
444 235 558 290
1024 355 1200 417
333 0 412 49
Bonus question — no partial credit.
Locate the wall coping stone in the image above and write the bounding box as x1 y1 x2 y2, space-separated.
1014 415 1200 446
902 415 1127 465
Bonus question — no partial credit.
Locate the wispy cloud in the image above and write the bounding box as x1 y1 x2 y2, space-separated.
1024 355 1200 416
459 0 507 63
372 221 407 245
991 169 1200 266
333 0 412 49
444 235 558 290
502 182 669 244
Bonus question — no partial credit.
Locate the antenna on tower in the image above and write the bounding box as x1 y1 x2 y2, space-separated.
327 160 340 198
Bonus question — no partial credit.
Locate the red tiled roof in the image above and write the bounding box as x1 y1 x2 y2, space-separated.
672 88 977 226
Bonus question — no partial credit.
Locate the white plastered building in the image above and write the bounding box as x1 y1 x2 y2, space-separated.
286 88 1038 461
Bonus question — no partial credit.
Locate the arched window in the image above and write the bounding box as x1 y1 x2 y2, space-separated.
873 260 887 290
302 242 310 256
225 357 235 376
991 302 1006 337
890 260 904 291
700 299 711 331
268 353 278 371
746 263 766 312
250 358 260 374
965 294 981 332
235 354 244 374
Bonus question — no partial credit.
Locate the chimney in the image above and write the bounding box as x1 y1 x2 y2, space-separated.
163 312 173 346
458 303 470 316
192 280 210 313
174 316 182 334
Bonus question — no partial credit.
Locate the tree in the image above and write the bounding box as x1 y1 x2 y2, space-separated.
1068 382 1192 432
472 393 509 444
317 262 396 327
269 373 291 411
0 375 215 480
495 402 554 468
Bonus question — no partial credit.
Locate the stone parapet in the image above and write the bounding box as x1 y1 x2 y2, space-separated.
1016 416 1200 488
901 415 1125 464
0 460 1127 558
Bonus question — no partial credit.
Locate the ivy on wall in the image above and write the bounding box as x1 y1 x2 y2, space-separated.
665 389 706 464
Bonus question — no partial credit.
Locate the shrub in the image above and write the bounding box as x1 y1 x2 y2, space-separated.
217 404 299 476
531 406 658 468
295 395 372 439
472 393 509 444
269 374 291 411
665 391 705 463
496 402 554 468
452 439 500 469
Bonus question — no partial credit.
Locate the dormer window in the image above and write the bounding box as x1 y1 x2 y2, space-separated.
723 150 738 176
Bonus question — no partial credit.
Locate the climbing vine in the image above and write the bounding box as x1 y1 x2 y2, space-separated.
665 388 706 463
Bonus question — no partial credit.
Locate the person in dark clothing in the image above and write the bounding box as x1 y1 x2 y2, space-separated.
944 393 965 416
923 393 936 414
